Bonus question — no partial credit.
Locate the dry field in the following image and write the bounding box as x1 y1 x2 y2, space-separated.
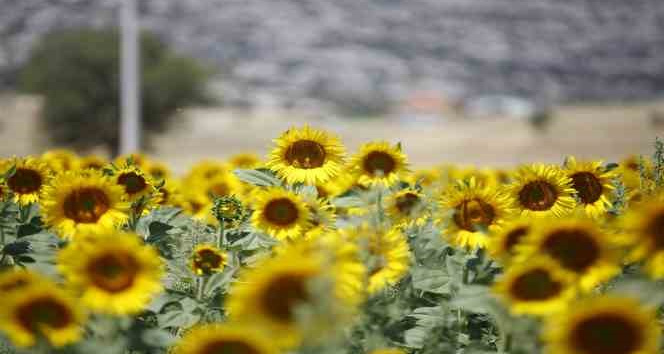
2 94 664 173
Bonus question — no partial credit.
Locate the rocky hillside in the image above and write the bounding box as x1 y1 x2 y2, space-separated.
2 0 664 112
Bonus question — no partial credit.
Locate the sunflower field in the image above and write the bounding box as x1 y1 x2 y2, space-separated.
0 126 664 354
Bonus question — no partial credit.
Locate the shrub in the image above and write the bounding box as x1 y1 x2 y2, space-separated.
19 28 212 156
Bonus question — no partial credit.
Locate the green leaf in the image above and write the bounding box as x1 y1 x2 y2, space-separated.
332 195 363 208
204 268 237 296
16 223 41 238
411 268 452 294
157 310 200 329
233 169 282 187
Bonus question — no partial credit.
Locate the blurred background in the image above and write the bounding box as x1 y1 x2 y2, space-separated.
1 0 663 173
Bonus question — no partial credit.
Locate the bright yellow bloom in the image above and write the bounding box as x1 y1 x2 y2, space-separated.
515 217 620 292
114 165 156 203
79 155 108 171
621 197 664 278
386 188 428 228
40 170 130 239
508 164 577 218
229 152 263 169
0 270 48 295
0 283 84 348
564 156 615 218
267 125 346 185
5 157 50 205
350 141 408 187
190 244 227 276
57 231 163 315
251 187 310 240
544 296 660 354
42 149 79 172
487 217 533 264
171 323 277 354
493 257 577 316
439 178 514 249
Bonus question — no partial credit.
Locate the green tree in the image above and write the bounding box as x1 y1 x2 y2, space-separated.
20 28 212 156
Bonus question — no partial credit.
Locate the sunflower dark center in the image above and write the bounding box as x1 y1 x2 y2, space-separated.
149 167 166 179
63 188 111 223
88 252 139 293
208 182 230 198
396 193 420 214
453 198 496 232
17 296 73 331
571 172 603 204
7 168 42 194
646 211 664 250
571 314 642 354
284 140 326 169
363 151 396 176
261 273 309 323
193 249 224 275
264 198 299 226
504 227 529 253
118 172 147 195
201 339 260 354
542 229 600 272
510 268 563 301
518 181 559 211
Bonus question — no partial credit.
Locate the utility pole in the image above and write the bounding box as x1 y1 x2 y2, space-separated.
119 0 141 155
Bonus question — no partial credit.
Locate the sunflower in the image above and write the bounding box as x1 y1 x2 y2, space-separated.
190 245 227 276
492 257 577 316
439 178 514 249
114 165 156 203
487 218 534 264
544 296 660 354
508 164 577 218
185 160 229 181
40 170 130 239
564 156 615 218
0 283 84 348
226 246 331 347
621 197 664 278
57 231 163 315
5 157 50 205
343 225 410 294
515 218 620 292
114 152 150 170
79 155 108 171
0 270 46 295
145 161 172 181
350 141 408 187
171 323 276 354
303 196 337 239
229 152 263 169
267 125 346 185
42 149 79 172
386 188 428 228
370 349 406 354
618 155 652 191
251 187 310 240
155 178 182 207
200 172 242 201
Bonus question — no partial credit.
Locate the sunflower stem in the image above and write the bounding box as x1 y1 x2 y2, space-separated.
376 186 385 227
501 333 512 353
196 276 206 302
217 220 225 249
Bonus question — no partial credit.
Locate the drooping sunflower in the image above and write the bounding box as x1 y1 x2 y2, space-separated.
386 188 428 228
515 218 620 292
226 246 331 347
57 231 163 315
487 218 534 264
251 187 310 240
564 156 615 218
544 296 660 354
0 283 84 348
267 125 346 185
0 269 47 295
350 141 408 187
492 257 577 316
343 225 410 294
114 165 156 203
40 170 130 239
190 244 227 276
171 322 277 354
508 164 576 218
439 178 514 249
5 157 50 205
621 197 664 278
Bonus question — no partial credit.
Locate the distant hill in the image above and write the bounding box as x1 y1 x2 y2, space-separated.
2 0 664 113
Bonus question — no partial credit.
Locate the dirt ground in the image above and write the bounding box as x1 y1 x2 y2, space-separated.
2 94 664 174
